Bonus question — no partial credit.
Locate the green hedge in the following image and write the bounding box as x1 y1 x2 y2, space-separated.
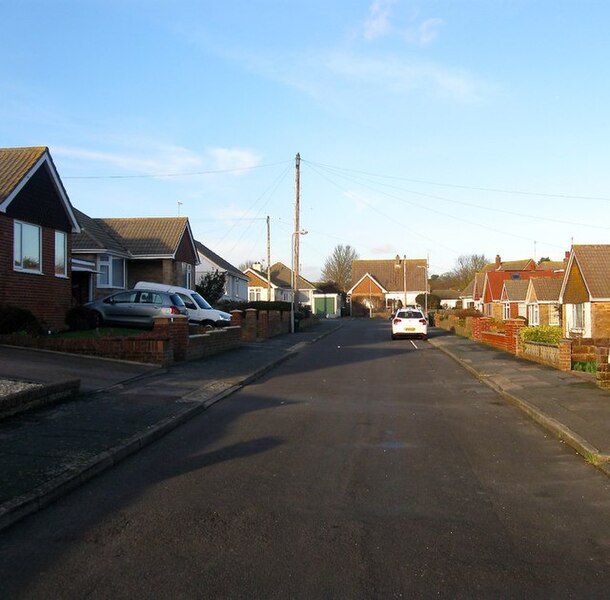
519 325 563 345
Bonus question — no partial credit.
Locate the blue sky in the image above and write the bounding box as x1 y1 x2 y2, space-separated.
3 0 610 281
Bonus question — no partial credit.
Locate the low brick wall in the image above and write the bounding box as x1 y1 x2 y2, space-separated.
436 314 474 338
186 326 242 360
473 318 525 354
518 340 572 371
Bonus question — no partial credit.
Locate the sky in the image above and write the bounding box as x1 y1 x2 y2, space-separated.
3 0 610 282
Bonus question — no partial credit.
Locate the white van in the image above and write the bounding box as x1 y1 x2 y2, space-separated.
134 282 232 327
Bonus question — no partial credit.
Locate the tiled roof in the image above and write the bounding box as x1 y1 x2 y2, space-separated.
72 209 129 254
502 279 529 302
248 262 316 290
497 259 535 271
195 240 246 279
0 147 47 202
537 260 565 272
433 289 462 300
529 277 562 302
352 258 427 292
573 245 610 298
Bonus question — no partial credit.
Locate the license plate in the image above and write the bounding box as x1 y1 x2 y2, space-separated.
404 327 415 331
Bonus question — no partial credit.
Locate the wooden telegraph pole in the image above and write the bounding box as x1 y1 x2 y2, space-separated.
266 215 271 301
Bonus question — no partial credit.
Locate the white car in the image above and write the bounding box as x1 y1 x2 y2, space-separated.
391 308 428 340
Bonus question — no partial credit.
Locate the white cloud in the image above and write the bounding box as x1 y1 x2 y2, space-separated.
363 0 397 41
207 148 262 172
371 244 397 255
416 18 444 45
326 52 483 101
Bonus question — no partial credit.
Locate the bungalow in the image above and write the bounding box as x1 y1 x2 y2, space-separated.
194 240 248 302
72 209 198 302
525 277 562 327
559 245 610 339
245 262 318 306
500 279 529 320
0 147 80 330
348 257 428 316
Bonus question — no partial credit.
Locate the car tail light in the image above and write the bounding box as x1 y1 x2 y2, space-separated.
393 318 401 324
170 306 180 315
419 319 427 324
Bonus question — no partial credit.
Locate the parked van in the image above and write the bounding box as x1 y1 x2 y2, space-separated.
134 282 232 327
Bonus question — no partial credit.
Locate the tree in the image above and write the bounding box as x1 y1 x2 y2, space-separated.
449 254 489 290
320 245 359 293
196 270 226 305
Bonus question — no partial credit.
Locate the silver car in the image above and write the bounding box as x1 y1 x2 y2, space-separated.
85 289 188 327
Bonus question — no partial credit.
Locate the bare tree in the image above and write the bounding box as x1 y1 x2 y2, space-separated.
320 245 359 293
450 254 489 290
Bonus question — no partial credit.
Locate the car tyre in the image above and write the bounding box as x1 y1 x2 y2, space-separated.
201 320 215 331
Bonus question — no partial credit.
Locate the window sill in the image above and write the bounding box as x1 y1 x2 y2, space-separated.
14 268 43 275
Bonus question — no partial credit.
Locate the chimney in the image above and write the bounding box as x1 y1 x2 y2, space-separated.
563 250 570 268
252 261 262 271
495 255 501 269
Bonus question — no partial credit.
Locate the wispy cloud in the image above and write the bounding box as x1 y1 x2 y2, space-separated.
371 244 397 255
327 52 483 101
207 148 262 172
363 0 397 41
408 18 444 46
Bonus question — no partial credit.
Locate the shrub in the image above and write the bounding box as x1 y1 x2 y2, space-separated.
65 306 100 331
519 325 563 345
0 305 43 335
573 361 597 373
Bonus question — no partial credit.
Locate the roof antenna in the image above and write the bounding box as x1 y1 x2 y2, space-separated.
177 201 183 216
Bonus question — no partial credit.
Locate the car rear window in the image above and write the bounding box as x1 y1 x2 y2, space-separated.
397 310 423 319
170 293 186 306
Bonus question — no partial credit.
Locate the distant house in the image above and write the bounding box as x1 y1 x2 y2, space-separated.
525 277 562 327
245 262 317 306
500 280 529 320
559 245 610 338
432 289 462 309
348 257 428 316
194 241 248 302
0 146 80 330
72 210 198 303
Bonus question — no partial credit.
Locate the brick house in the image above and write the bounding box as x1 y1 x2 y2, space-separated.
72 209 198 303
245 262 317 306
525 277 562 327
348 257 428 316
500 279 529 320
0 147 80 330
559 245 610 338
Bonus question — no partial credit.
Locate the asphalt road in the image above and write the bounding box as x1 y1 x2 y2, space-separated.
1 319 609 598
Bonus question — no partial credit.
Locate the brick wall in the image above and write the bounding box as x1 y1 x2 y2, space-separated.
592 303 610 338
0 215 72 331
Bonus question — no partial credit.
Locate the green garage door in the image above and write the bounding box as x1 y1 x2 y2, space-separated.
314 296 336 317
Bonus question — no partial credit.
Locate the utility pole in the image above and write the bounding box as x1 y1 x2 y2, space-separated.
293 153 301 321
266 215 271 301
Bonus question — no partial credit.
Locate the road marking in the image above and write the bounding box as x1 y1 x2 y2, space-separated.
410 340 418 349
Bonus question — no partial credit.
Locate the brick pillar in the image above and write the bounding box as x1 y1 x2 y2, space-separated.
559 339 572 372
259 310 269 339
243 308 257 342
472 317 491 341
596 346 610 388
231 310 243 327
153 316 189 362
505 319 526 355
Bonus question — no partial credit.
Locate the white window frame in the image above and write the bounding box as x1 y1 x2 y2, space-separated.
97 254 125 289
13 220 42 273
549 303 560 327
54 230 68 277
528 303 540 326
181 262 192 288
503 302 511 320
571 303 585 331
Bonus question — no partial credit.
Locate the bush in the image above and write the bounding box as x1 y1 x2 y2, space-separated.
519 325 563 345
0 305 43 335
65 306 100 331
573 361 597 373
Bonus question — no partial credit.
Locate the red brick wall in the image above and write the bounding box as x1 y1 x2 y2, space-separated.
0 215 72 331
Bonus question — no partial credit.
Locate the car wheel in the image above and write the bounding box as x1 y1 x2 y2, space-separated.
391 333 397 340
91 311 103 328
201 320 215 331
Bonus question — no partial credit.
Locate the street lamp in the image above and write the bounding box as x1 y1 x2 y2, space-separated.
291 229 308 333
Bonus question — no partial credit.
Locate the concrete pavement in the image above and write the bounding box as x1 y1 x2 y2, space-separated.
429 329 610 477
0 320 341 531
1 321 609 533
